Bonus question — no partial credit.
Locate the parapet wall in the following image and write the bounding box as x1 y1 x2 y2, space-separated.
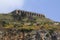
11 10 45 18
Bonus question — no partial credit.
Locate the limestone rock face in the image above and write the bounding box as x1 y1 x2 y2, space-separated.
0 29 58 40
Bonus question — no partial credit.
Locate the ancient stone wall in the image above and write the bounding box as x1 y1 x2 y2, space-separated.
11 10 45 18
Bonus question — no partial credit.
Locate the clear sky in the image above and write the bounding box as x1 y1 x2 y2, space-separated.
0 0 60 22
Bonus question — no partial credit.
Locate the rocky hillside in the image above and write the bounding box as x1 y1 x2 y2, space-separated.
0 10 60 30
0 10 60 40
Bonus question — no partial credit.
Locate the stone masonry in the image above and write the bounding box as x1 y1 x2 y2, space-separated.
11 10 45 18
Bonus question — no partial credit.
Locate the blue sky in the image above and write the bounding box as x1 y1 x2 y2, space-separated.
0 0 60 22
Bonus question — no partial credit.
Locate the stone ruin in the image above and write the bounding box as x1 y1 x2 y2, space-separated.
11 10 45 18
0 10 59 40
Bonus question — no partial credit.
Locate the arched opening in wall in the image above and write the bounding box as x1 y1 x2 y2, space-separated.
18 11 21 15
18 10 20 13
37 14 38 16
21 11 27 17
39 14 41 17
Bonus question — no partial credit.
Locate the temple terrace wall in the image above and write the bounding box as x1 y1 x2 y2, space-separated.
11 10 45 18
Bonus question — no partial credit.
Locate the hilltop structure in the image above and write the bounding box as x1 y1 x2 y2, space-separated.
0 10 59 40
11 10 45 18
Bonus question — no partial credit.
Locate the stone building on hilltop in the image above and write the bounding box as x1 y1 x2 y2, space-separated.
11 10 45 18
